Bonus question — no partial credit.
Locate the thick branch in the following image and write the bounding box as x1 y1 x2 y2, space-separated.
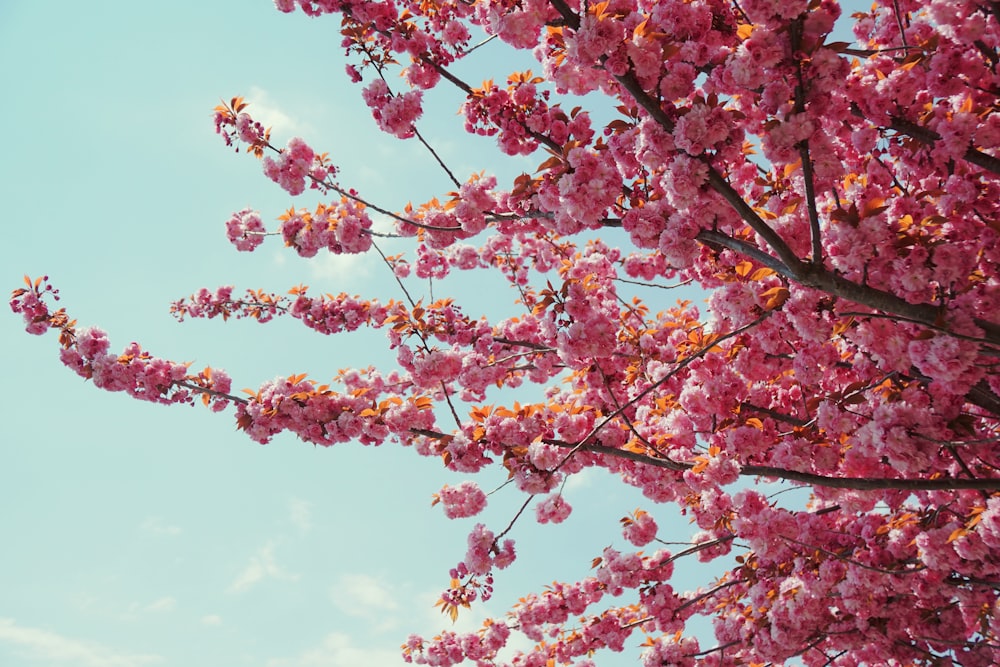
888 115 1000 176
541 439 1000 491
492 337 557 352
799 268 1000 346
696 229 797 278
851 105 1000 176
698 230 1000 347
544 0 1000 344
546 0 808 276
174 381 249 405
408 427 1000 490
967 379 1000 417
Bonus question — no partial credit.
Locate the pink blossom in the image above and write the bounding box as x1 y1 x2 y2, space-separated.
673 103 731 155
436 481 488 519
362 79 423 139
621 509 658 546
262 137 318 195
225 208 266 251
535 493 572 524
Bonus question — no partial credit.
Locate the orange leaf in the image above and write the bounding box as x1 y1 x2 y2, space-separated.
832 316 855 337
749 267 776 281
752 206 778 220
535 155 564 173
860 198 888 218
760 286 790 310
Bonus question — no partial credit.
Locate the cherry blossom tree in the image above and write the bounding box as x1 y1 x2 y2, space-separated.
12 0 1000 664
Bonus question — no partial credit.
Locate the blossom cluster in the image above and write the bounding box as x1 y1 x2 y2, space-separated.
278 199 374 257
361 79 424 140
262 137 331 196
12 277 232 410
434 481 487 519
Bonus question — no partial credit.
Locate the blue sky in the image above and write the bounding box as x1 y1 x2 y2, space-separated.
0 2 859 666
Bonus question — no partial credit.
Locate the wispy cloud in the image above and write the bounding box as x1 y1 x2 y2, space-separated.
306 253 373 286
268 241 374 287
563 467 596 493
227 541 300 593
0 618 162 667
138 516 180 536
143 597 176 613
265 632 402 667
124 596 177 618
288 498 312 535
330 573 399 621
246 86 302 137
200 615 223 627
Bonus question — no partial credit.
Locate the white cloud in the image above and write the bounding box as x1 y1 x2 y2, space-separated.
246 86 302 138
265 632 402 667
121 596 177 621
269 242 375 285
288 497 313 535
227 541 300 593
200 615 223 627
306 252 373 285
0 618 162 667
138 516 180 536
331 573 399 622
563 467 596 493
143 597 175 613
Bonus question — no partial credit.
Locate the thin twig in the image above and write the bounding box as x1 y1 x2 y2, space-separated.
412 125 463 189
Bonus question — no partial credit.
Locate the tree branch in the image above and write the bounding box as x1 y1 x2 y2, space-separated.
547 0 808 276
789 17 824 266
851 105 1000 176
695 230 797 278
538 438 1000 490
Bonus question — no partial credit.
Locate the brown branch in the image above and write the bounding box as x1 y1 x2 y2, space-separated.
414 52 563 154
850 105 1000 176
412 125 462 189
838 311 1000 353
777 534 926 576
537 438 1000 490
789 17 823 267
740 402 811 427
799 268 1000 346
174 381 249 405
547 0 807 277
546 1 1000 345
696 230 797 278
491 337 556 352
967 379 1000 417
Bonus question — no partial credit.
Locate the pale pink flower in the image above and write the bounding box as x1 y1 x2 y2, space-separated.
535 494 572 524
436 481 488 519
